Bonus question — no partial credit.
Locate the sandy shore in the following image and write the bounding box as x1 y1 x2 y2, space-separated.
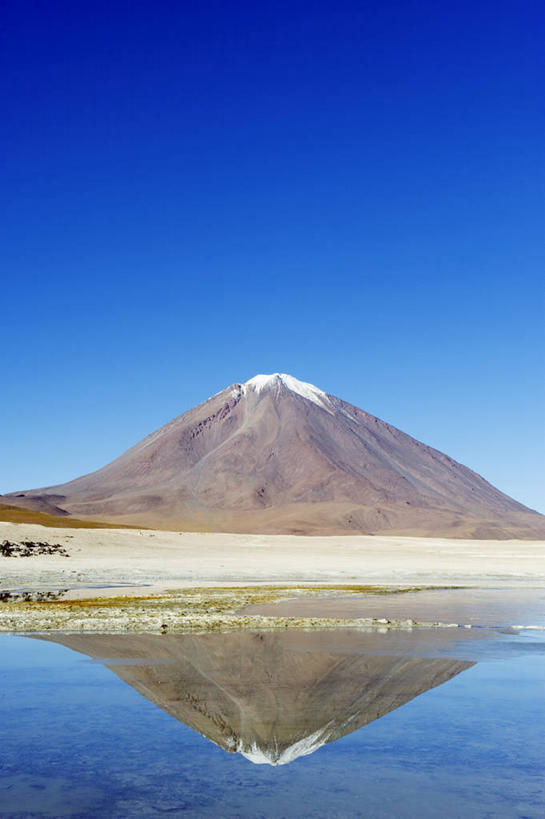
2 521 545 590
1 521 544 633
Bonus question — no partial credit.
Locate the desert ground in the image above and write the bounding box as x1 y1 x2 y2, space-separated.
1 520 544 633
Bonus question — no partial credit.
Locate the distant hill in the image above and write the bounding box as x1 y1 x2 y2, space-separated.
0 503 134 529
4 373 545 538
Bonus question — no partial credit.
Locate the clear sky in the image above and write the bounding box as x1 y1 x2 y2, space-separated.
2 1 544 512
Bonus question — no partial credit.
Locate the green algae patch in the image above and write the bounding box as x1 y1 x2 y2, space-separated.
28 594 166 608
170 584 457 594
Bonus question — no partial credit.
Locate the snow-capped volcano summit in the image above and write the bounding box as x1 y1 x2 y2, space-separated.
243 373 333 412
5 373 545 537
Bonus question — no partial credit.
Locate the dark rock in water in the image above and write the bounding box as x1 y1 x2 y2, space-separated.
0 589 68 602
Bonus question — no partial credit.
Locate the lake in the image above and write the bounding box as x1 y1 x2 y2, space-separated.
1 624 544 817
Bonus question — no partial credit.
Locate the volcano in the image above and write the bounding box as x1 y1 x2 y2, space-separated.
5 373 544 538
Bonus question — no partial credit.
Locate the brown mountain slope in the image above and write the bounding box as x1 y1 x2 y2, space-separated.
36 631 473 765
4 373 544 537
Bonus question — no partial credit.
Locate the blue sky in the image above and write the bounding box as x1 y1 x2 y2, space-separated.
2 0 544 512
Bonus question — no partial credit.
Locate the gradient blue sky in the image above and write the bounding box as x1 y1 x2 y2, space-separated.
2 0 544 512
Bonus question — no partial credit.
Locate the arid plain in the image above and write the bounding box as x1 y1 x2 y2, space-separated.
2 519 544 633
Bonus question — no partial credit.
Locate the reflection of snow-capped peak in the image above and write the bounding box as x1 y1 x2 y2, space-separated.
237 728 329 766
244 373 333 413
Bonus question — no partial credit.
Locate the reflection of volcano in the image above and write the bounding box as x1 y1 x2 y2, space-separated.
38 632 473 766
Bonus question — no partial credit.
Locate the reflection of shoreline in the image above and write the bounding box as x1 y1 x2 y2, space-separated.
35 631 474 766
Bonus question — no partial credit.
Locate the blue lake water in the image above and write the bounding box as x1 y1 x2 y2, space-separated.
0 628 544 818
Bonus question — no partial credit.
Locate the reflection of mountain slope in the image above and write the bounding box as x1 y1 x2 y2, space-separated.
39 632 473 766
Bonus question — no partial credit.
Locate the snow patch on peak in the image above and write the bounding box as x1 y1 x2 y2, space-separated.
244 373 333 413
244 373 282 392
237 728 329 766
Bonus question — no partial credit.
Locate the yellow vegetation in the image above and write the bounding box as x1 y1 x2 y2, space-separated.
0 503 138 529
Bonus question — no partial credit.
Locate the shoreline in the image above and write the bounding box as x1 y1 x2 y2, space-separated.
2 584 544 635
0 584 472 634
1 520 544 634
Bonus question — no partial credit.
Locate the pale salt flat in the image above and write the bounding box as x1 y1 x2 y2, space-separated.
1 520 544 598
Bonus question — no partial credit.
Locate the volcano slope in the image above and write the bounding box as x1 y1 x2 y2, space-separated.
4 373 544 538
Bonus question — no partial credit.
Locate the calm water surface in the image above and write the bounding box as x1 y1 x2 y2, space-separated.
0 626 544 818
